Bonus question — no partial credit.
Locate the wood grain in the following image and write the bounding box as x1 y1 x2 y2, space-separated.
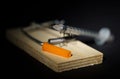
6 26 103 72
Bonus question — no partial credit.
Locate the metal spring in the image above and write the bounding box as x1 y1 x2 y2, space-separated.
60 25 98 38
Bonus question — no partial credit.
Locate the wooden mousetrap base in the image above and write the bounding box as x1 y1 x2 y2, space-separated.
6 26 103 72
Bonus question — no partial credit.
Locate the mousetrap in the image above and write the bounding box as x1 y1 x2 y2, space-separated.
6 21 103 72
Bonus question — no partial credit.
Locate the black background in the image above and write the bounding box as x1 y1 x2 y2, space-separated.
1 1 120 79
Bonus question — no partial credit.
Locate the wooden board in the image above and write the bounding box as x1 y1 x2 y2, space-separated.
6 25 103 72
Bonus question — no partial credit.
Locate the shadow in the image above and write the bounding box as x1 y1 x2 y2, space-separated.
75 36 95 46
